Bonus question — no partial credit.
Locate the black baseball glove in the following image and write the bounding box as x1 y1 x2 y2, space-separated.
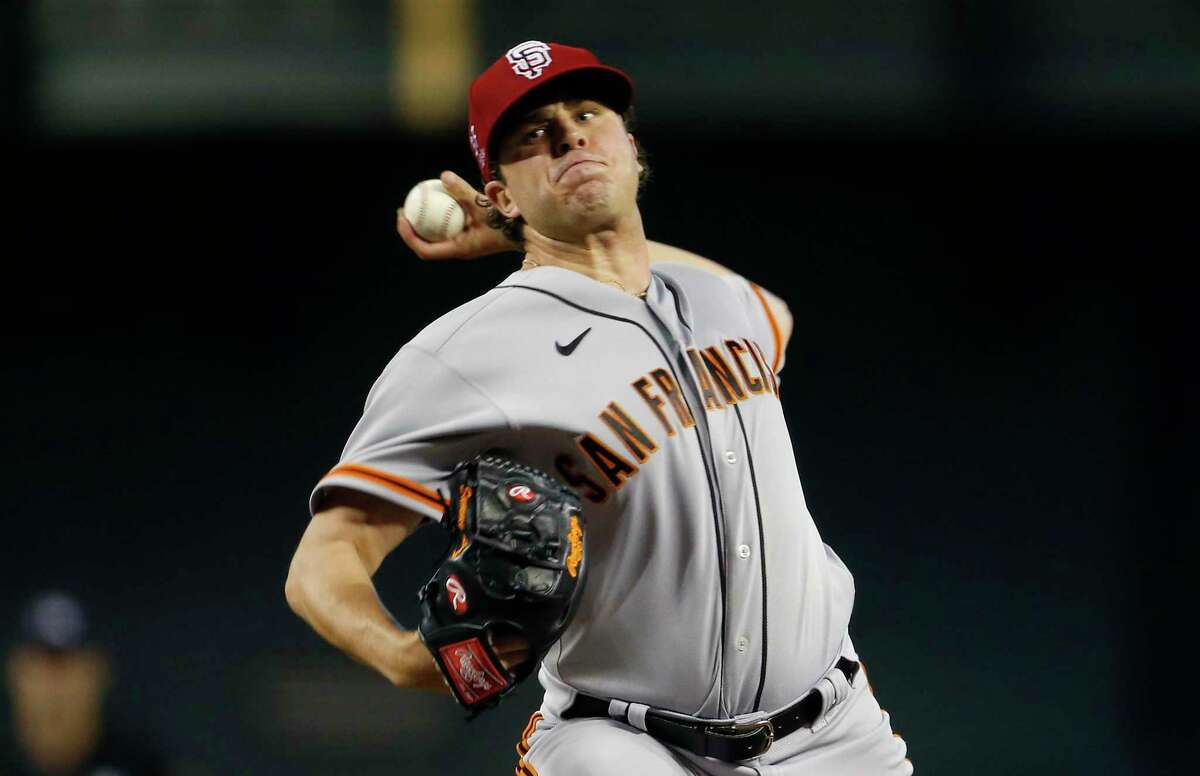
418 454 587 716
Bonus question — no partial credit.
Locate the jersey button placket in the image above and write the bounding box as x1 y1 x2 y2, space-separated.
735 635 749 653
737 544 751 559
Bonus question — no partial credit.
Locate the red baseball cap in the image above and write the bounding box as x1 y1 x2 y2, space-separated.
468 41 634 182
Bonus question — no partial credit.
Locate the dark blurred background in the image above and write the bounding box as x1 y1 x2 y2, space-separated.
3 2 1195 774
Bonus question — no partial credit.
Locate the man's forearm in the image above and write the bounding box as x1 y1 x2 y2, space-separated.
286 538 445 691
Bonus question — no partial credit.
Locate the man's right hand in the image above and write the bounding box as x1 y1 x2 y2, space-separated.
397 170 518 261
489 632 533 671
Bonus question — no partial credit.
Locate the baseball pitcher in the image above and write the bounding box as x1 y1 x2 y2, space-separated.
286 41 912 775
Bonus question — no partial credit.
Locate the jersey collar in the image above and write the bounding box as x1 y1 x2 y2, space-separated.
496 263 695 333
499 264 651 309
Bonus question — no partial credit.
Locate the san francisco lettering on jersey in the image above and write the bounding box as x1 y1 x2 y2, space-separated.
565 336 779 501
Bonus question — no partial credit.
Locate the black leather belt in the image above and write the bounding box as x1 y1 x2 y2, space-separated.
562 657 859 762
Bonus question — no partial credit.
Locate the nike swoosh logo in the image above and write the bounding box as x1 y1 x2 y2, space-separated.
556 327 592 356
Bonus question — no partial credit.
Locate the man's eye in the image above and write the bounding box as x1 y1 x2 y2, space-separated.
525 127 547 141
578 111 596 121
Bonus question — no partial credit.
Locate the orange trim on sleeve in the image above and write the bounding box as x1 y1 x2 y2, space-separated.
749 282 783 373
515 712 543 775
322 463 446 512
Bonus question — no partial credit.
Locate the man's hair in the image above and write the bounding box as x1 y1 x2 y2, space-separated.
483 107 651 249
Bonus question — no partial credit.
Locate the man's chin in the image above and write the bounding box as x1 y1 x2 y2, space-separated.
577 183 615 207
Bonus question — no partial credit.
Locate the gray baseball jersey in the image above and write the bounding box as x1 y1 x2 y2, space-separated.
311 262 856 719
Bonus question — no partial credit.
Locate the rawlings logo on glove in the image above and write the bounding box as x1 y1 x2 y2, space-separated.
438 639 507 705
417 454 587 717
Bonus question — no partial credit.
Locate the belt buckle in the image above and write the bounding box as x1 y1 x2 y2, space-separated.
707 718 775 760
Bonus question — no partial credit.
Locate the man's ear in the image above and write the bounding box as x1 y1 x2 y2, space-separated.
484 180 520 220
628 133 642 173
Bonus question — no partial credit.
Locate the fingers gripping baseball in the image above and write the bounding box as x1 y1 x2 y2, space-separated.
397 171 518 261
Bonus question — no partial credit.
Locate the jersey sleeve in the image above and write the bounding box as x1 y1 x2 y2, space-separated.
309 345 511 522
721 274 788 376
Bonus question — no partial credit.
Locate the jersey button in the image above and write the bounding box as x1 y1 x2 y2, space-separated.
737 544 751 559
735 636 749 653
724 450 738 464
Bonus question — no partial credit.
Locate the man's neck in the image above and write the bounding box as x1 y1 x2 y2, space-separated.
521 220 651 297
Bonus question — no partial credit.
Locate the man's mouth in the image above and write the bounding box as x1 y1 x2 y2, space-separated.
556 157 604 182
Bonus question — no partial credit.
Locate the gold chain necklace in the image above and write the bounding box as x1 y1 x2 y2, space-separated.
521 256 648 299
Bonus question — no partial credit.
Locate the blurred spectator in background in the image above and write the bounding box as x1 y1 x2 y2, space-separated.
3 591 168 776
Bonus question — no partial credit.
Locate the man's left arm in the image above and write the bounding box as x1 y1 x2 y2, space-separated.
647 240 794 352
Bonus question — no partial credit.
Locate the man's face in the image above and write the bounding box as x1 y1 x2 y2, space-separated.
486 97 642 242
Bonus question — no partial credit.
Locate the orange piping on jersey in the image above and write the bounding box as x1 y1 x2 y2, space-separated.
515 712 543 775
749 282 783 373
517 711 542 753
323 463 446 512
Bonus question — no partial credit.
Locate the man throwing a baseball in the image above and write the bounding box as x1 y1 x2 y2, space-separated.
287 41 912 775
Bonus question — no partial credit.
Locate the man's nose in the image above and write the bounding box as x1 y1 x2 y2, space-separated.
554 122 587 156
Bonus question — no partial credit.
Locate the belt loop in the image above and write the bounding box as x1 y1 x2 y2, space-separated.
812 663 853 732
626 703 651 732
606 699 651 733
810 685 834 733
607 699 631 725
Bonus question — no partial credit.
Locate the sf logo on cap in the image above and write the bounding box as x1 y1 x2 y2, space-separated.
507 40 552 80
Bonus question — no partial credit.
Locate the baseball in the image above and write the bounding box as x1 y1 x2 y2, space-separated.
403 179 466 242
